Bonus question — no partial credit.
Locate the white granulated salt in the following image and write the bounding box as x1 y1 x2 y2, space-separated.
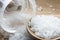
30 15 60 39
49 5 53 8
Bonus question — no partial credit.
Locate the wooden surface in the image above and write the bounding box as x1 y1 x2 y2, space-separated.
36 0 60 16
0 33 8 40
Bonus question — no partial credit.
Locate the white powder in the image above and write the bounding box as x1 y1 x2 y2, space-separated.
30 15 60 39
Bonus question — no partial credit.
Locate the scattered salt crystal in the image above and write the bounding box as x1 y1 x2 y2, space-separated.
49 5 53 8
37 6 43 11
30 15 60 39
52 8 55 11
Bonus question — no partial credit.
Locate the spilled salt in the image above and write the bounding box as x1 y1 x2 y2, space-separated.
37 6 43 11
49 5 53 8
52 8 55 11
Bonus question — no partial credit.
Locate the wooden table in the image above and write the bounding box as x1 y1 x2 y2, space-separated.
36 0 60 16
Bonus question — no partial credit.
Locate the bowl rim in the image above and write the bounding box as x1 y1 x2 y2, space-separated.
27 26 44 40
27 24 60 40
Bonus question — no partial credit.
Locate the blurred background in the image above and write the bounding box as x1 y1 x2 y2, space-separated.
36 0 60 16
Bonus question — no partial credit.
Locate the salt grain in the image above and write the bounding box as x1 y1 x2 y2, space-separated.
52 8 55 11
37 6 43 11
49 5 53 8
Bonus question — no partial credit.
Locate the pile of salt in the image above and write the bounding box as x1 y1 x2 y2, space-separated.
30 15 60 39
